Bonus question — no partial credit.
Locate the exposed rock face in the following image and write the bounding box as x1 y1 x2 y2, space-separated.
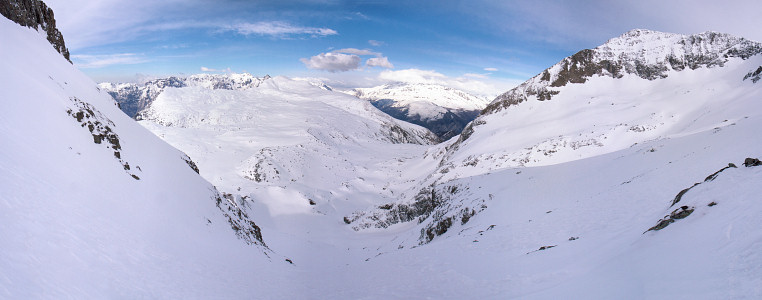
345 183 487 244
483 29 762 115
0 0 70 62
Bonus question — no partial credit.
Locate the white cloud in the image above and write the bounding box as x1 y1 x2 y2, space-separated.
484 67 498 72
366 57 394 69
300 52 361 72
378 69 446 84
351 12 369 20
463 73 489 79
71 53 148 68
333 48 378 56
368 40 384 46
228 21 337 38
303 48 394 71
200 66 231 72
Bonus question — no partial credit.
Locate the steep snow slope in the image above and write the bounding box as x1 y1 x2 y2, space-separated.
98 73 270 118
0 16 279 299
350 83 491 140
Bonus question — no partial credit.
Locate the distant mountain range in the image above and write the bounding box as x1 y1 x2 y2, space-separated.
347 83 490 141
103 76 489 142
98 73 271 118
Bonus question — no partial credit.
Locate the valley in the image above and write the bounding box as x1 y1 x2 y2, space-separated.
3 0 762 298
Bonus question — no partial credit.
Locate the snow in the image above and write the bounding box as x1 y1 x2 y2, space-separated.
4 16 762 300
0 16 277 299
351 82 490 120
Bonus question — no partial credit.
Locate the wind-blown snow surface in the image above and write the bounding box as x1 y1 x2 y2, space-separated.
5 14 762 299
0 16 279 298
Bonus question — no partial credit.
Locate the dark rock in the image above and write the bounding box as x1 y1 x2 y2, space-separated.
671 206 694 219
181 154 200 174
743 157 761 167
743 66 762 83
460 207 475 225
213 191 267 247
647 218 675 232
0 0 70 62
647 206 694 232
423 216 453 243
674 163 737 206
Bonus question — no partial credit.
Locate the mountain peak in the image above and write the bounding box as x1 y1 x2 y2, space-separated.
484 29 762 115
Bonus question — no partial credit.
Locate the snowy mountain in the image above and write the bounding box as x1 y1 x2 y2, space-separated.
339 29 762 298
486 29 762 112
0 10 281 298
98 73 270 118
5 2 762 296
349 83 490 141
137 77 439 206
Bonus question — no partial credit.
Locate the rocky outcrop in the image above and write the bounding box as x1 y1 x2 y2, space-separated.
484 29 762 115
66 96 142 180
743 66 762 83
647 158 760 233
1 0 70 62
214 191 268 248
345 183 487 244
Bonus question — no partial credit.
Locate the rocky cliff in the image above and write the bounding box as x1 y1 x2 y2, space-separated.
484 29 762 115
0 0 70 62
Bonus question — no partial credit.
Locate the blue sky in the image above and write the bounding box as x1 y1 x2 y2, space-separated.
45 0 762 96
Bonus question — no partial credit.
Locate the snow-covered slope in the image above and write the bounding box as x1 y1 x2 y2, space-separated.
0 14 279 299
137 78 438 218
349 83 490 141
442 29 762 178
98 73 270 118
7 10 762 298
337 29 762 298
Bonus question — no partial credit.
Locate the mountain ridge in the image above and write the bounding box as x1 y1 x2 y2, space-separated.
484 29 762 115
99 73 271 118
0 0 69 62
